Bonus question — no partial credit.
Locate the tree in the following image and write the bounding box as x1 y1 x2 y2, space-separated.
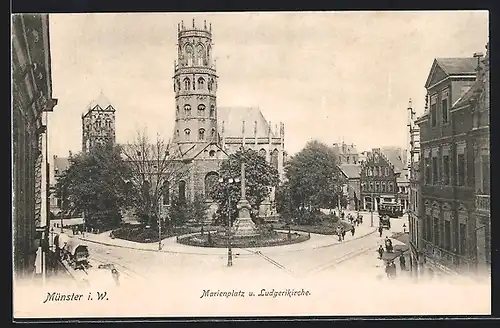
55 144 131 230
210 148 279 225
189 193 210 226
284 140 344 221
121 129 189 227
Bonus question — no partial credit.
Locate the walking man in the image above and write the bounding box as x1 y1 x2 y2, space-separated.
351 225 355 236
377 245 384 259
378 226 383 237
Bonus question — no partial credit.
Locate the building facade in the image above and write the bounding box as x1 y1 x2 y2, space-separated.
338 164 361 210
12 14 57 279
471 44 490 274
82 93 116 153
416 55 484 275
359 148 398 211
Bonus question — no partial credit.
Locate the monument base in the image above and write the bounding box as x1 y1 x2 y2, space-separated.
233 198 258 237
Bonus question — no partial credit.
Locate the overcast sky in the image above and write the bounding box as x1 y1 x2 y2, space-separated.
47 11 489 158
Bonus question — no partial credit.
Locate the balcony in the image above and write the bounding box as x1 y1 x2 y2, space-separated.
476 194 490 213
421 240 473 273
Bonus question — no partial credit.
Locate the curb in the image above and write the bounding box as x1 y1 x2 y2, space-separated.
76 225 377 255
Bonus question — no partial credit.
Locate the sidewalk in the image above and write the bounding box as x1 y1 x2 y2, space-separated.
76 219 377 255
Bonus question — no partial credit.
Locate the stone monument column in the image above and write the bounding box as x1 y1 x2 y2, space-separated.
233 161 258 237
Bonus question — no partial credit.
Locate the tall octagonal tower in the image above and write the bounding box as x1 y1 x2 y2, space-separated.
172 19 218 146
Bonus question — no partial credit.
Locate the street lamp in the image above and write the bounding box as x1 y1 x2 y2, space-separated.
218 176 241 267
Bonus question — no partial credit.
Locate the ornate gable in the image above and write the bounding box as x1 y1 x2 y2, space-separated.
425 60 449 89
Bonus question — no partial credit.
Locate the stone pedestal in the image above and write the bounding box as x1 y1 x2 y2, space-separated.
233 198 258 237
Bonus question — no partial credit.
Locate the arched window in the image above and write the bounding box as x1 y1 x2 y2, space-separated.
382 182 386 193
259 148 266 157
209 150 215 157
210 105 215 117
183 78 191 90
198 77 205 89
388 182 394 192
199 128 205 140
271 149 279 170
369 182 374 191
176 105 179 115
184 128 191 140
208 79 212 91
196 44 205 66
162 181 170 205
198 104 206 116
176 79 180 91
204 172 219 199
211 128 216 139
178 180 186 203
185 44 194 66
176 129 179 137
184 104 191 116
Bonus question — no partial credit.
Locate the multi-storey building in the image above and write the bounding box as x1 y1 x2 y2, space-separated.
406 99 423 274
12 14 57 279
416 54 485 275
381 146 408 211
471 43 490 275
332 142 359 164
359 148 398 211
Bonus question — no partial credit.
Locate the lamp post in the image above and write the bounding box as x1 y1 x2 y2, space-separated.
370 191 374 228
219 176 240 267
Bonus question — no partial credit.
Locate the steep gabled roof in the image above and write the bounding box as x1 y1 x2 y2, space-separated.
339 163 361 179
452 79 481 109
218 106 276 138
381 147 406 173
424 57 477 89
85 91 115 114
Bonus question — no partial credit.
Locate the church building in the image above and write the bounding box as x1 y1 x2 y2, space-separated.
168 19 286 218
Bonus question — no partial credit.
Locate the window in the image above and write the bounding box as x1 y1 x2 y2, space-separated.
184 128 191 140
179 180 186 203
442 154 450 185
385 167 389 176
425 215 432 241
444 220 451 251
388 182 394 192
432 156 438 184
211 128 216 139
162 181 170 205
459 223 466 255
198 128 205 140
184 78 191 90
198 77 205 89
441 91 449 124
210 105 215 117
184 104 191 116
481 154 490 193
176 129 179 137
198 104 206 116
433 218 439 245
369 182 374 191
271 149 279 170
430 94 437 127
209 150 215 157
457 153 466 186
176 106 179 115
136 151 142 157
424 157 431 184
382 182 386 193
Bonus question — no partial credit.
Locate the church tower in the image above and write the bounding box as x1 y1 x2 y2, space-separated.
172 19 218 146
82 92 116 153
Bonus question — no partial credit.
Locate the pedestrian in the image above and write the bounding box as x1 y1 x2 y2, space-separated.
377 245 384 259
351 225 355 236
385 237 393 253
111 268 120 286
378 226 383 237
399 255 407 271
341 229 346 241
336 226 342 242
